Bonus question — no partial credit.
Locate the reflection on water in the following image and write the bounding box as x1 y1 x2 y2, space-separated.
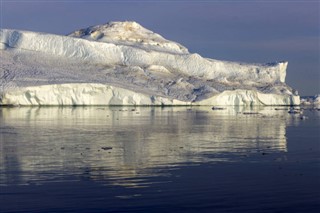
0 106 298 188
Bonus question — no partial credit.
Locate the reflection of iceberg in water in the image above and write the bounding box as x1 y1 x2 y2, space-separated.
0 107 290 187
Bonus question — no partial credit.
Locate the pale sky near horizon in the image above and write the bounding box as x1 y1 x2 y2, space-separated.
1 0 319 95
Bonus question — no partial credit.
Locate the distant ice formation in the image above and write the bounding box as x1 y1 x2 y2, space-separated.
0 21 300 106
300 95 320 108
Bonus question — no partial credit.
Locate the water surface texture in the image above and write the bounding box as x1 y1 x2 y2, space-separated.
0 107 319 212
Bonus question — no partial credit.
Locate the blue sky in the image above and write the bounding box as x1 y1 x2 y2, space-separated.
1 0 319 95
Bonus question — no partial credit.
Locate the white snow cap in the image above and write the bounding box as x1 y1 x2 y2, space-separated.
68 21 189 54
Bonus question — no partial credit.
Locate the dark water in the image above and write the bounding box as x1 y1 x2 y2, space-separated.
0 106 319 213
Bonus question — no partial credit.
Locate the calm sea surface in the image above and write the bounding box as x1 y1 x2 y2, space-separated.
0 106 319 213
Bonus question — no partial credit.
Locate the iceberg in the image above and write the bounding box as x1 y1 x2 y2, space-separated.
300 95 320 108
0 21 300 106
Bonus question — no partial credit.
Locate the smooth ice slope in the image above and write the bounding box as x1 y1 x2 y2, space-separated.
0 21 299 106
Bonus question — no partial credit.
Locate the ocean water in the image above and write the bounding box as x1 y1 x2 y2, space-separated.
0 106 319 213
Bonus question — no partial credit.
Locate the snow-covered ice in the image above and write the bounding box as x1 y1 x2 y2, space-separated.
300 95 320 108
0 21 300 106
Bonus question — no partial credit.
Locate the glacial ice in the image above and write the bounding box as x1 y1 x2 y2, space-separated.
0 21 300 106
300 95 320 108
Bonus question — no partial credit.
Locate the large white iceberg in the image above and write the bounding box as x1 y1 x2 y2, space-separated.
0 21 300 106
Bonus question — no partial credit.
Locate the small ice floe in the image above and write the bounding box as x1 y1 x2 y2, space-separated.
300 95 320 110
300 115 308 120
313 106 320 111
211 106 225 110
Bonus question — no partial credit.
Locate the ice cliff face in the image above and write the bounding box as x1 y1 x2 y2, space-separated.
0 21 299 106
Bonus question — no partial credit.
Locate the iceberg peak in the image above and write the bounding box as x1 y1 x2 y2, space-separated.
68 21 189 54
